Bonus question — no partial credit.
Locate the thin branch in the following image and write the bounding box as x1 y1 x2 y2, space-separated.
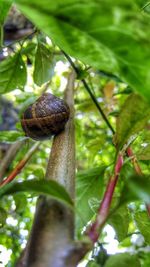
61 50 115 134
0 142 40 187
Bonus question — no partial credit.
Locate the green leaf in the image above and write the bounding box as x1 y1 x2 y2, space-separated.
105 253 141 267
0 130 26 143
134 211 150 244
0 52 27 94
120 175 150 206
137 144 150 161
15 0 150 100
76 166 105 230
86 261 99 267
0 0 12 24
0 207 7 227
0 179 73 208
13 193 28 214
115 94 150 150
33 42 54 86
142 2 150 14
109 206 129 242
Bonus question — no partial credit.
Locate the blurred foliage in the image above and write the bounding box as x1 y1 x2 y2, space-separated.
0 1 150 266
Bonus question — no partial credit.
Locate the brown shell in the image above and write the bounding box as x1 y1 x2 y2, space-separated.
21 93 70 140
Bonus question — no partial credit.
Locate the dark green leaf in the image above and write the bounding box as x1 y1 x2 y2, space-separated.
0 0 12 24
0 53 27 94
134 211 150 244
105 253 141 267
109 206 129 242
0 179 73 208
120 175 150 206
0 130 26 143
115 94 150 150
33 42 54 86
86 261 99 267
15 0 150 100
0 207 7 227
13 193 28 214
76 166 105 230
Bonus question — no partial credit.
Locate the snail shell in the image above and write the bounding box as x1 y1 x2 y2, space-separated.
21 93 70 140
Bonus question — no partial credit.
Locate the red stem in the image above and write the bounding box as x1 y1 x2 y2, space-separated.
86 154 124 243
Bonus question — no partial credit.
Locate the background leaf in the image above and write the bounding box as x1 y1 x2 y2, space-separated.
104 253 141 267
0 130 26 143
0 52 27 94
120 174 150 206
0 207 7 227
109 206 129 242
0 0 12 24
33 42 54 86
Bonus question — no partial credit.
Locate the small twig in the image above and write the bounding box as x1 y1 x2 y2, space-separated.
61 50 115 134
86 153 124 243
0 142 40 187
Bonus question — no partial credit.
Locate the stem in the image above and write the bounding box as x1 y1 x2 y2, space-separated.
86 154 123 243
0 142 40 187
62 50 115 134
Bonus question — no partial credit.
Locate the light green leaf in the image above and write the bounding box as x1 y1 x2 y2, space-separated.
134 211 150 244
0 130 26 143
115 94 150 150
0 52 27 94
33 42 54 86
105 253 141 267
15 0 150 100
76 166 105 231
109 206 129 242
0 0 12 24
0 179 73 208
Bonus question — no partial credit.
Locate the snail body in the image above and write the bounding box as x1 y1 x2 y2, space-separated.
21 93 70 140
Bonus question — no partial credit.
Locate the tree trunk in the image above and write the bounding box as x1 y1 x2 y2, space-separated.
18 71 90 267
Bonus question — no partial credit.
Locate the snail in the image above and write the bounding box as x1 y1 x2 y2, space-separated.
21 93 70 141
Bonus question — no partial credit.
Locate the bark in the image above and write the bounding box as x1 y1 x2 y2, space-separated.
19 71 91 267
